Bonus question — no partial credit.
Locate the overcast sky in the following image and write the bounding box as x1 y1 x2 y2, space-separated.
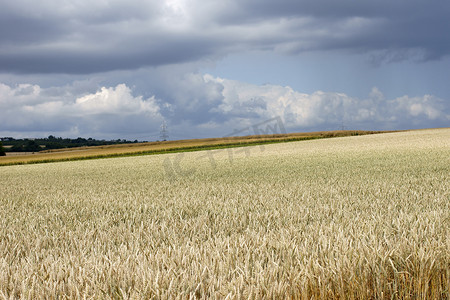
1 0 449 140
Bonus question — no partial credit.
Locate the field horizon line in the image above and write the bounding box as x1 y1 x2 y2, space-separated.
0 129 400 167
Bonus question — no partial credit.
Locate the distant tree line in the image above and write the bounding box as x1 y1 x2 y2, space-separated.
0 142 5 156
1 136 140 152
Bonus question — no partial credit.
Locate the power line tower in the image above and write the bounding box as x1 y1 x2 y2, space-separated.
160 120 169 141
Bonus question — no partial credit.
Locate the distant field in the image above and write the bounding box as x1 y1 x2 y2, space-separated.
0 130 387 166
0 128 448 298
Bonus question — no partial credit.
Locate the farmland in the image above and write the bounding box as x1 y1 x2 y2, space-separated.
0 130 387 166
0 128 448 298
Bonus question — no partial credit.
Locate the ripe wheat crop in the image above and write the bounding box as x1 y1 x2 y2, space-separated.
0 130 387 166
0 128 448 299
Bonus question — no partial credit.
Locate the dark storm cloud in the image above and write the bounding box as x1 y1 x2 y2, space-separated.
214 0 425 20
0 36 217 74
0 15 64 45
227 0 450 59
0 0 449 74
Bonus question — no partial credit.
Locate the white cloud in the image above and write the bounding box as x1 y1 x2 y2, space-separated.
392 95 444 121
0 76 448 139
0 83 42 108
75 84 159 116
202 75 449 132
0 82 162 139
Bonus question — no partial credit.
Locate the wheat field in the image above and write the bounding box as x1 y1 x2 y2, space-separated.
0 128 449 299
0 130 387 167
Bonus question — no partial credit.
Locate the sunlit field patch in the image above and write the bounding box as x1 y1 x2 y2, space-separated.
0 128 448 299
